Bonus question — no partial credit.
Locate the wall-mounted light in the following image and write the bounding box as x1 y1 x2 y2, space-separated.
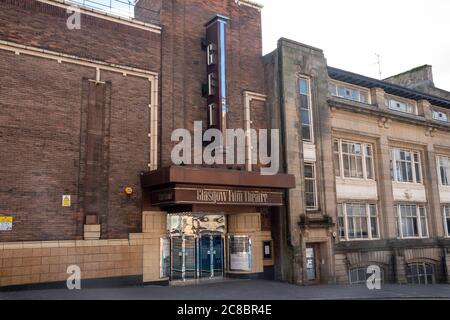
124 187 133 195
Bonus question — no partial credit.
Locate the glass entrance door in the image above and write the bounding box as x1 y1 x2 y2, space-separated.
199 234 224 279
170 235 196 281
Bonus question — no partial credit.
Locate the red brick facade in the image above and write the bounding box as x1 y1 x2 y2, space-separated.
0 0 160 241
0 0 267 242
154 0 266 168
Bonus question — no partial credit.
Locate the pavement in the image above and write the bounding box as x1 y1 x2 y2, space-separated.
1 279 450 300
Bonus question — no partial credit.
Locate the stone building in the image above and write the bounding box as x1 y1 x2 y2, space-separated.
265 38 450 285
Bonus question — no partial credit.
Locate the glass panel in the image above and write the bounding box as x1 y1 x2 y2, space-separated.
370 205 378 238
446 212 450 236
328 84 337 96
212 235 223 273
184 236 196 279
171 236 183 280
366 157 373 179
304 164 314 178
160 237 170 278
302 125 311 141
419 207 427 237
229 236 251 272
301 109 311 125
299 79 309 95
300 95 309 110
334 152 341 177
200 235 212 278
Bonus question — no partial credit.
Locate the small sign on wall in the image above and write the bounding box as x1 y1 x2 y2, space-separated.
62 195 71 207
0 216 13 231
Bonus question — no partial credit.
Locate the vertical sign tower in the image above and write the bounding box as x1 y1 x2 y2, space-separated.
205 15 229 134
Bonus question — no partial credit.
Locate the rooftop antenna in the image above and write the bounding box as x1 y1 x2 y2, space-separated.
374 53 382 79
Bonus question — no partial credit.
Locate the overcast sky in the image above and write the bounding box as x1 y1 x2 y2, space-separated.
259 0 450 90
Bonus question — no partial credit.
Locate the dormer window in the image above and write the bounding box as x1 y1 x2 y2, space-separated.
432 110 449 122
328 81 369 104
385 97 417 115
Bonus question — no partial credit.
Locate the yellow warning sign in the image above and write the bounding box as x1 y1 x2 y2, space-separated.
0 216 13 231
62 195 71 207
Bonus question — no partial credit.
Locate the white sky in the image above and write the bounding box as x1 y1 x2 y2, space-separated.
259 0 450 90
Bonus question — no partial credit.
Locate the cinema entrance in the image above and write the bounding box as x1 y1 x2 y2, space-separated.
140 166 295 285
167 213 226 282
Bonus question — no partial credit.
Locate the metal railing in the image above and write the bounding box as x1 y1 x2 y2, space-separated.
66 0 160 23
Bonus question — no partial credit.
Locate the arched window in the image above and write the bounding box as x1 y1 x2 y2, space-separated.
349 267 384 285
406 263 434 285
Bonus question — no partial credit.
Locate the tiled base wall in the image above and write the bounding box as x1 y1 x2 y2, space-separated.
0 240 143 287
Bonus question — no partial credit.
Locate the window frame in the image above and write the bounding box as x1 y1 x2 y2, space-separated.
437 155 450 186
406 262 434 285
334 138 375 180
328 80 370 104
443 205 450 238
337 203 380 241
395 204 429 239
299 76 314 143
304 162 318 211
385 95 418 115
432 109 449 122
390 148 423 184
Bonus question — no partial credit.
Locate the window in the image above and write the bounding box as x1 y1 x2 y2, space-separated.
432 110 449 122
208 73 217 96
328 82 369 104
395 205 428 238
438 156 450 186
390 148 422 183
334 139 374 180
337 203 379 241
349 267 384 285
385 97 416 114
299 78 313 142
207 43 217 66
443 206 450 237
406 263 434 285
304 162 318 210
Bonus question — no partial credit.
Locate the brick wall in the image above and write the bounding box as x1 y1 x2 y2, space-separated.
156 0 266 168
0 0 161 71
0 0 160 241
0 49 152 242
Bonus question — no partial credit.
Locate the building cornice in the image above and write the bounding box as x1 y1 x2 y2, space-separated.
234 0 264 11
328 97 450 132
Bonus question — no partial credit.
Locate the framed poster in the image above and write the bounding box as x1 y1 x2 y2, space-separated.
229 235 251 272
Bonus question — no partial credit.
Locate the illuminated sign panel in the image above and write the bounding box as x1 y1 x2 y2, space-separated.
205 15 229 132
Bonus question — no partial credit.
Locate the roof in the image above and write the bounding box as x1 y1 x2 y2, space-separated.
328 66 450 108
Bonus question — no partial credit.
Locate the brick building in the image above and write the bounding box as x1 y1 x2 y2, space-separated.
0 0 294 287
265 39 450 285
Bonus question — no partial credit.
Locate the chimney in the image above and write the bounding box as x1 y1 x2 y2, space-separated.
384 65 434 90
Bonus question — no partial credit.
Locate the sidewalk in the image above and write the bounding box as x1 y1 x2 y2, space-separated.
1 280 450 300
